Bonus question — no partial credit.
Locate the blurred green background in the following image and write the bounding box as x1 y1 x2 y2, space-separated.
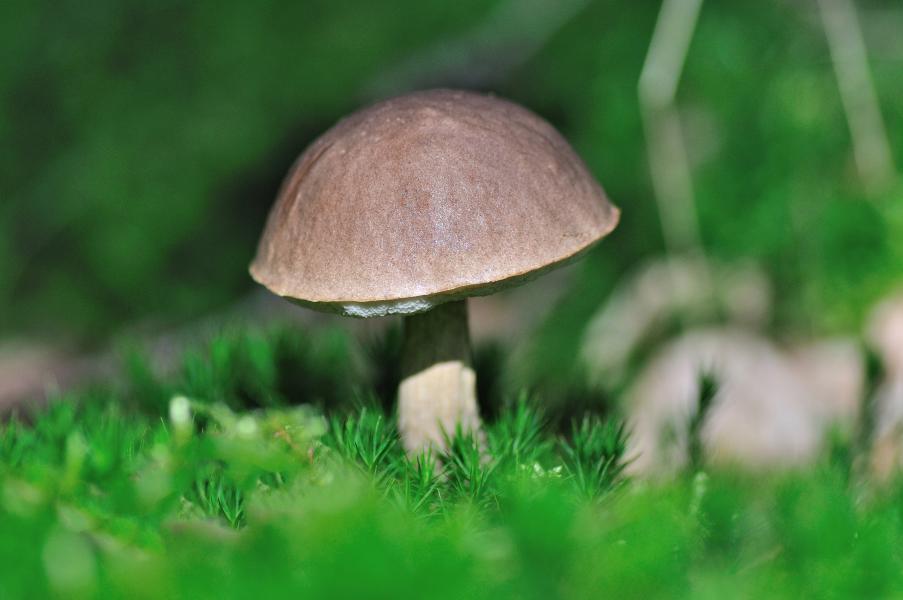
2 0 902 356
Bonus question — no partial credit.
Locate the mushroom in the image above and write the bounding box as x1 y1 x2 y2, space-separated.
250 89 619 454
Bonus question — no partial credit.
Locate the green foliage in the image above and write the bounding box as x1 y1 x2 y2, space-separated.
1 0 502 338
1 328 902 597
123 326 359 417
326 407 399 487
5 0 903 353
487 396 553 471
560 415 629 499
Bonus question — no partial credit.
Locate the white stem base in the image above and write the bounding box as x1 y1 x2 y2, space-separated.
397 300 482 454
398 361 479 454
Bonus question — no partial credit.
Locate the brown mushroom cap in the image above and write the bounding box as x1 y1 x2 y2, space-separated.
250 89 619 317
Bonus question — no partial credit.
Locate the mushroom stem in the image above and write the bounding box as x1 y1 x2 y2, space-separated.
398 300 481 454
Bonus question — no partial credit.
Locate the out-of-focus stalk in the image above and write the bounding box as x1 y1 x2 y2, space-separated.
638 0 712 304
818 0 895 193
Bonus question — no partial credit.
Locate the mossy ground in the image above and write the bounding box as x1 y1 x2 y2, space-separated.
2 325 903 599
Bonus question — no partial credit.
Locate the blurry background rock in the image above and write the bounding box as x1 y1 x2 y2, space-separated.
579 254 868 473
0 342 74 411
580 255 772 386
621 327 863 474
866 293 903 479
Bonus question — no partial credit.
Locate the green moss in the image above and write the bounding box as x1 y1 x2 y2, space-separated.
1 326 902 598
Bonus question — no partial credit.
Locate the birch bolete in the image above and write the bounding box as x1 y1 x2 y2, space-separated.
250 89 619 454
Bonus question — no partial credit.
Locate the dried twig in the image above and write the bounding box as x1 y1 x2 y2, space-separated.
818 0 895 192
638 0 713 303
365 0 591 95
